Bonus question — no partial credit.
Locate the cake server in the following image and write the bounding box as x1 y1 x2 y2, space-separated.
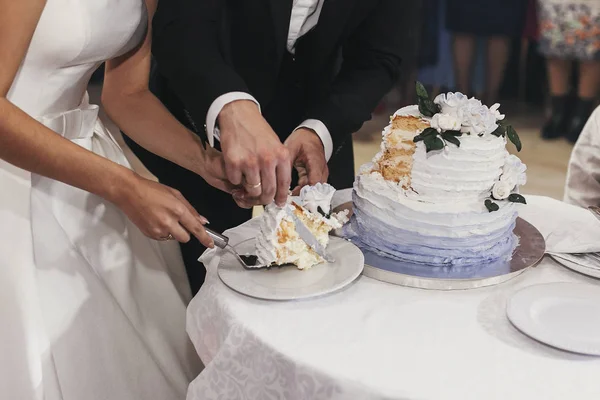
205 228 261 269
287 208 335 263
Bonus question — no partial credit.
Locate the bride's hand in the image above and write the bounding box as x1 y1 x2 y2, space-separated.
114 173 215 247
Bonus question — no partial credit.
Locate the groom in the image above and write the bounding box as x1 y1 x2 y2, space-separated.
124 0 410 292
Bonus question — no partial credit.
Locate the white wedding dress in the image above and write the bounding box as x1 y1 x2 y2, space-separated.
0 1 202 399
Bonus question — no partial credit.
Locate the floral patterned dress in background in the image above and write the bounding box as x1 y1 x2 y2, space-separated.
538 0 600 60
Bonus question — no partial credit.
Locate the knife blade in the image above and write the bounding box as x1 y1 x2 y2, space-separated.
287 207 335 263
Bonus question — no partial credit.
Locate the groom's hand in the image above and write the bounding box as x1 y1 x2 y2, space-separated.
285 128 329 195
218 100 291 207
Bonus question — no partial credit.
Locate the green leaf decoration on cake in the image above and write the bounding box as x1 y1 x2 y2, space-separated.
413 127 438 142
415 81 441 117
485 199 500 213
416 81 429 99
506 125 522 152
418 97 439 117
491 125 506 137
422 127 438 136
442 132 461 147
424 135 445 152
317 205 331 219
508 193 527 204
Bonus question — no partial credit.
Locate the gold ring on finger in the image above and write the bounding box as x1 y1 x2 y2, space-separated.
158 233 174 241
245 181 262 189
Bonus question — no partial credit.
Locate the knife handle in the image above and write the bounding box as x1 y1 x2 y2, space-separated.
205 228 229 249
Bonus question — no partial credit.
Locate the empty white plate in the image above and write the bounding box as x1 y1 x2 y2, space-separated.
218 236 364 301
507 282 600 356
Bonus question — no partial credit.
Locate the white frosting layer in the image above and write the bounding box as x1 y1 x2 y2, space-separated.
256 203 288 266
354 173 517 238
388 106 509 202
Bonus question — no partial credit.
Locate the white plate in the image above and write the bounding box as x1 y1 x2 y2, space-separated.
507 282 600 355
218 236 364 301
550 254 600 279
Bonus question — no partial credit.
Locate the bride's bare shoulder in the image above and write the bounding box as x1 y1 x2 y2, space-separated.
0 0 47 97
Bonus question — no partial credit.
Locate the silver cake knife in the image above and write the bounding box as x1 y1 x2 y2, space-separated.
287 207 335 263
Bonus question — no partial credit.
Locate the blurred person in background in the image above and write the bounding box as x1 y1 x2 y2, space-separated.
417 0 455 98
418 0 488 100
376 0 424 112
396 0 424 107
564 106 600 207
538 0 600 143
446 0 527 104
520 0 548 106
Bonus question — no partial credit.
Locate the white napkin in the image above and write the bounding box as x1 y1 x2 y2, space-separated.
517 195 600 254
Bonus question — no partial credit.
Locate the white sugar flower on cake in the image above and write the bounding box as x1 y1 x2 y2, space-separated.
434 93 500 136
433 92 469 115
492 180 512 200
300 183 336 215
300 183 349 225
489 103 506 121
500 155 527 190
430 113 462 132
255 184 348 270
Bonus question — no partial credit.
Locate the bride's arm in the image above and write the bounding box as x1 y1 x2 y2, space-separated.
0 0 214 246
101 0 235 195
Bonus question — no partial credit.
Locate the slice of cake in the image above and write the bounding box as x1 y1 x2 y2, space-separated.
345 85 527 268
255 184 349 270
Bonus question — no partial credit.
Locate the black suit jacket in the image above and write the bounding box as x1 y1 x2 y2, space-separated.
151 0 409 150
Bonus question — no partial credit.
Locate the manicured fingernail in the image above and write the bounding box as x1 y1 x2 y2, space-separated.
199 216 210 224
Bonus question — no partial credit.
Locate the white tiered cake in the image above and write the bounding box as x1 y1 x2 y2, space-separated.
345 86 527 269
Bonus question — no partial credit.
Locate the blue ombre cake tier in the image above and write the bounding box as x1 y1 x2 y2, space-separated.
344 172 519 270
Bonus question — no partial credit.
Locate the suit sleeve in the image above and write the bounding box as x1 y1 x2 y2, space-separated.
305 0 413 151
151 0 251 133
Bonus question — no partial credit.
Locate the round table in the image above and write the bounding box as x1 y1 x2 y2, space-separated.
186 194 600 400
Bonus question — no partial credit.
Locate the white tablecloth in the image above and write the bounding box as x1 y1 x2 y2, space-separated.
186 194 600 400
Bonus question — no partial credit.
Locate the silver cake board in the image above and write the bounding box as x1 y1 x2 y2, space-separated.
333 203 546 290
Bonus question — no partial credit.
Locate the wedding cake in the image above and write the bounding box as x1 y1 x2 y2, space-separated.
255 184 349 270
345 84 527 268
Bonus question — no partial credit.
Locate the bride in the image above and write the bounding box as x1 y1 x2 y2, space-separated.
0 0 246 398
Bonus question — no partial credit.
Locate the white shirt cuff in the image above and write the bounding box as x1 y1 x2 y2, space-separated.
296 119 333 161
205 92 260 147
